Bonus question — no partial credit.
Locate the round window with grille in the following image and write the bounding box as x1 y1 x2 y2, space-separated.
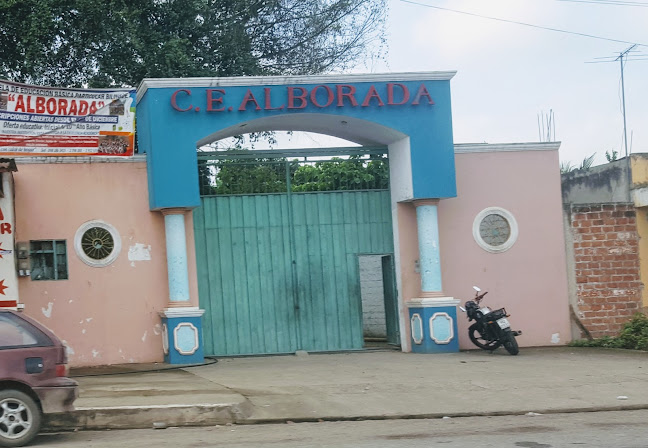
74 221 121 267
472 207 518 253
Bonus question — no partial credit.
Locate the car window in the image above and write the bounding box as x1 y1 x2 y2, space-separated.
0 314 51 348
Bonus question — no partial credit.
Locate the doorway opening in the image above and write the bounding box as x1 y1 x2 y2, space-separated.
359 254 400 349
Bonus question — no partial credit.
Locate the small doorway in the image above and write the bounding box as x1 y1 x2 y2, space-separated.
359 254 400 348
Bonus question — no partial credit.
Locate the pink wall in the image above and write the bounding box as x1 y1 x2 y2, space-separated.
14 159 199 367
437 149 571 348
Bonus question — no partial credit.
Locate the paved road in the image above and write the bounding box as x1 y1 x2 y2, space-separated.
36 410 648 447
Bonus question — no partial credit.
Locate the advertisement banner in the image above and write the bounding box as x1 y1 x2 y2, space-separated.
0 80 135 156
0 171 18 309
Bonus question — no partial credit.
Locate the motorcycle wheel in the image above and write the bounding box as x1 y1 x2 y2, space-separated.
503 331 519 355
469 325 501 351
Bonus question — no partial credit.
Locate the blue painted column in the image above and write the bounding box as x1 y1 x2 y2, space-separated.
414 200 443 296
159 208 205 364
406 199 460 353
164 211 191 302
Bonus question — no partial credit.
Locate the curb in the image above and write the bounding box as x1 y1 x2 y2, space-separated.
43 402 648 431
44 400 254 431
241 403 648 425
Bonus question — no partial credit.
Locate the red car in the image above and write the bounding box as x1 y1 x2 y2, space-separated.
0 310 77 447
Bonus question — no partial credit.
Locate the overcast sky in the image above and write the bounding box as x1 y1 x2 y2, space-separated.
372 0 648 166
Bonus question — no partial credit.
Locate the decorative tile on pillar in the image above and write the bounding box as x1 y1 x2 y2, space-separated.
411 313 424 345
174 323 200 355
429 312 454 344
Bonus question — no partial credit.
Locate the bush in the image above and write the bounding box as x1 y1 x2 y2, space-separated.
569 313 648 351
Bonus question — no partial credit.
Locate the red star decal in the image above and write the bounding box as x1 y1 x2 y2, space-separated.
0 279 8 296
0 243 4 259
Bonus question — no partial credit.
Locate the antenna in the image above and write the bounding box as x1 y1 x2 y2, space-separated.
537 110 556 142
587 44 645 158
618 44 636 158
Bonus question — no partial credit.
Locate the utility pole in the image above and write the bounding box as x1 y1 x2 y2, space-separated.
618 44 636 158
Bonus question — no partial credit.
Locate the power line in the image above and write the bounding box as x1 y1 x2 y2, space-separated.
558 0 648 7
399 0 648 47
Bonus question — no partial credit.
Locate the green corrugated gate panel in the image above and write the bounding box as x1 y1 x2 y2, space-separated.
195 190 393 356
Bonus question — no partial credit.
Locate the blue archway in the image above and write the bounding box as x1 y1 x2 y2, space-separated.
136 72 457 210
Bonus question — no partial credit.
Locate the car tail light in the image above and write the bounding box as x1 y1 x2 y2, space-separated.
56 363 69 377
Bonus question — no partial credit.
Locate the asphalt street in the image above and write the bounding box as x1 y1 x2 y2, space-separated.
37 409 648 448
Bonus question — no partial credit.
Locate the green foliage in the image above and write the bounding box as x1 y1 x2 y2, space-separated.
0 0 387 87
560 153 596 175
606 150 619 162
569 313 648 351
292 156 389 192
199 154 389 195
560 161 575 175
210 159 289 195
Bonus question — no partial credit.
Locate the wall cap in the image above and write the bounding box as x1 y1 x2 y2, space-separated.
406 297 459 307
14 155 146 164
455 142 561 153
159 307 205 318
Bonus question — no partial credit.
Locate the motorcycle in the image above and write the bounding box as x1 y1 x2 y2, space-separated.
459 286 521 355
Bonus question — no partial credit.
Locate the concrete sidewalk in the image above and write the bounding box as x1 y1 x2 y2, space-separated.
44 347 648 431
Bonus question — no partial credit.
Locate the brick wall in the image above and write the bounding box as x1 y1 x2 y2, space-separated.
570 204 642 338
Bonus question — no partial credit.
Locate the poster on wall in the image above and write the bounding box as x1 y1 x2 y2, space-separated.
0 79 135 157
0 170 18 309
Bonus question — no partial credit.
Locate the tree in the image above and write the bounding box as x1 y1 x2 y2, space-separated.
0 0 386 88
199 153 389 195
292 155 388 192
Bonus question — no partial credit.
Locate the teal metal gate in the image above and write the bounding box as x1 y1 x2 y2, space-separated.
194 148 395 356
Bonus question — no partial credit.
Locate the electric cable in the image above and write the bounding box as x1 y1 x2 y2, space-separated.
399 0 648 47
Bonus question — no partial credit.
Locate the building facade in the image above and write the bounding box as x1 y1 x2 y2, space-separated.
6 73 571 366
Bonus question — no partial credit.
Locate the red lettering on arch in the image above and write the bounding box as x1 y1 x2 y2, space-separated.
206 89 226 112
310 85 334 108
0 207 4 220
238 89 262 111
387 83 410 105
287 87 308 109
0 223 12 235
264 88 284 110
412 84 434 105
170 89 193 112
336 85 358 107
361 85 384 107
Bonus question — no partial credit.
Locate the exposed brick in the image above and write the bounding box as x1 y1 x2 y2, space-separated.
570 205 642 338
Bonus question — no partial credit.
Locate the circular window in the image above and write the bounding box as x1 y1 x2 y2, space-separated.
74 220 121 267
472 207 518 253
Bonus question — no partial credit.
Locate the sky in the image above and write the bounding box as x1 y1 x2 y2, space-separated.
221 0 648 168
372 0 648 166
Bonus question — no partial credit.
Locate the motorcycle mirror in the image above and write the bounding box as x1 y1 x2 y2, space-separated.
459 306 466 312
473 286 481 292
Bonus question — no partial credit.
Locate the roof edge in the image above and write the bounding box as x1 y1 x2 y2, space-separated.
455 142 561 153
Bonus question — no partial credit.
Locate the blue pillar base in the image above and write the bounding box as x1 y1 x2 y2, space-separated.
406 298 460 353
160 307 205 364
